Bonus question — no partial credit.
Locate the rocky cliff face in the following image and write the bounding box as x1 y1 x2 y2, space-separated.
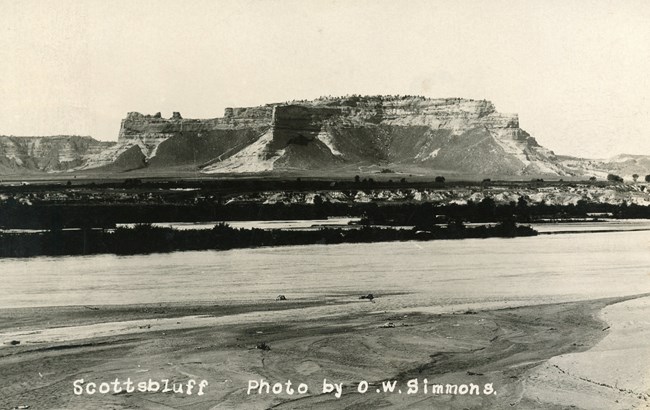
203 96 567 176
3 96 633 178
0 135 113 173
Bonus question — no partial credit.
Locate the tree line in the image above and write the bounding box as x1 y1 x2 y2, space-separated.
0 221 537 258
1 197 650 230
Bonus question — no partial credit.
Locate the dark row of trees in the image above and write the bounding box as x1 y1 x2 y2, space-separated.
359 198 650 226
0 222 536 258
0 202 342 229
2 197 650 230
607 173 650 182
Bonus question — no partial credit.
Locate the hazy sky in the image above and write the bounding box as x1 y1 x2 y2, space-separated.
1 0 649 158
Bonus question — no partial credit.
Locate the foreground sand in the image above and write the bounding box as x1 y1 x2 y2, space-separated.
523 296 650 409
1 295 649 409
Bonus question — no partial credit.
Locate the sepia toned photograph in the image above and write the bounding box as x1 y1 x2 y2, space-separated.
1 1 649 408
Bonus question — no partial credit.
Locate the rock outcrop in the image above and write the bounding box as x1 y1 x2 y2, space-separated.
203 96 567 176
0 135 113 173
5 95 646 178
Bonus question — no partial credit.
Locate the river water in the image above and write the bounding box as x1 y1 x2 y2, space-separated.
1 228 649 310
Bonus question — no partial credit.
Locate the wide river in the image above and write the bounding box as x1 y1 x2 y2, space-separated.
2 228 649 310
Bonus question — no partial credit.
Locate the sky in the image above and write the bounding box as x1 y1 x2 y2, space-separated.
1 0 649 158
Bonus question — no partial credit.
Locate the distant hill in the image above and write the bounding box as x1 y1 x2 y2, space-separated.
0 135 113 174
558 154 650 181
2 96 649 180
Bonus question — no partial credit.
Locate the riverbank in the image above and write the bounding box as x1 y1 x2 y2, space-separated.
522 295 650 409
1 294 646 409
0 221 536 258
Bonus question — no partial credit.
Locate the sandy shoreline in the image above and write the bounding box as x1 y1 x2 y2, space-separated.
522 296 650 409
1 294 648 409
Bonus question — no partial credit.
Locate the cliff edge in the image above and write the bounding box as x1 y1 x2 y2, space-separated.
0 96 596 177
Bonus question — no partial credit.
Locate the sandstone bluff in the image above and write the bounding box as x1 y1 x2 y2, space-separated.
0 96 647 178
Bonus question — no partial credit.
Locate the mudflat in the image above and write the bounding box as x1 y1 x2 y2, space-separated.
2 294 647 409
